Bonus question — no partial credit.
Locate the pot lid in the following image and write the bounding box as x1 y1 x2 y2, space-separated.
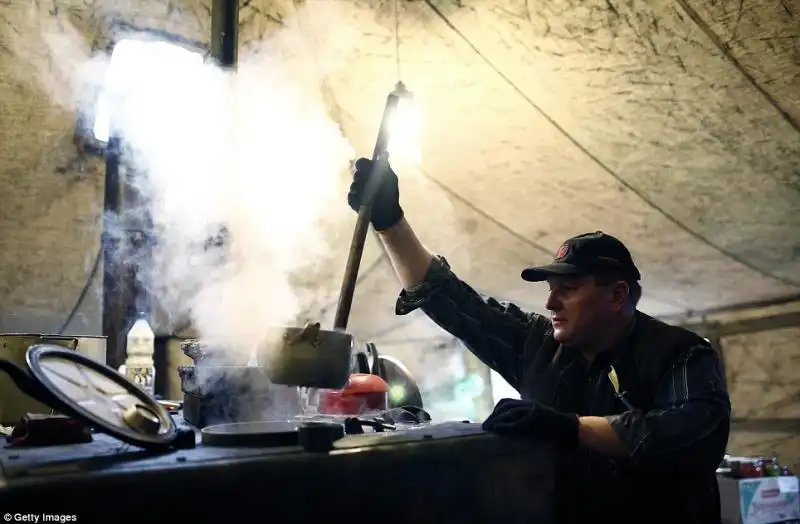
200 420 347 452
24 343 177 449
201 421 300 447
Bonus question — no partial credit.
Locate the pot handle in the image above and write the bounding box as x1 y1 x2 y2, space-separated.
0 359 58 409
41 337 79 350
366 342 383 377
355 352 370 374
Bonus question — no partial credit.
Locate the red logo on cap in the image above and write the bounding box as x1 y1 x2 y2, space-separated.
556 243 569 259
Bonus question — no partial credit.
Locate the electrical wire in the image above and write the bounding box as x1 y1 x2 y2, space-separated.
57 245 103 335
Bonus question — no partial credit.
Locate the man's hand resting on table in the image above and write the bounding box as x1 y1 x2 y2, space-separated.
482 398 580 448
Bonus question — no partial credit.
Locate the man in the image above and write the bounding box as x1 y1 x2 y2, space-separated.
347 158 731 523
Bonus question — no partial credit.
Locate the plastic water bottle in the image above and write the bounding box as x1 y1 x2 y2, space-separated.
119 314 156 396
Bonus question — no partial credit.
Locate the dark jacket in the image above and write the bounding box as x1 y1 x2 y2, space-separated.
395 257 731 523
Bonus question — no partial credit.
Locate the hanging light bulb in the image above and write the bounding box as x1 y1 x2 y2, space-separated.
386 82 421 167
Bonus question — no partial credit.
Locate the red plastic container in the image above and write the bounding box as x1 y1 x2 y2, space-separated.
318 374 390 415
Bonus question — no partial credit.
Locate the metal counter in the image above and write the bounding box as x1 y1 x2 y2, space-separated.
0 421 555 523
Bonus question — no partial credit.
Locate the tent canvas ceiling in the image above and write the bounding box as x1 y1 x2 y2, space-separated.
0 0 798 356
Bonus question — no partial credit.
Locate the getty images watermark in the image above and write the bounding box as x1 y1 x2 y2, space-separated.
4 515 77 523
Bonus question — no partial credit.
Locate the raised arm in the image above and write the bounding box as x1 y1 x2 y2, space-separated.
376 216 435 289
347 159 549 388
381 218 549 388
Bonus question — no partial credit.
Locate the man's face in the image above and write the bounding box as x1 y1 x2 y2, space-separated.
545 275 625 347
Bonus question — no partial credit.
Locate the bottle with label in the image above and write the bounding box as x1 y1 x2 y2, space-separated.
765 455 782 476
119 314 156 396
752 458 765 477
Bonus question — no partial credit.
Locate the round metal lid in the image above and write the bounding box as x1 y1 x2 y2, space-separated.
25 343 177 449
201 421 300 447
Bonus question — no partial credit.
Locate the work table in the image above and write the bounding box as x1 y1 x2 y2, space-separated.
0 420 556 524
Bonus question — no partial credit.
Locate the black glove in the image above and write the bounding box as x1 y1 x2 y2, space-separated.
482 398 580 448
347 157 403 231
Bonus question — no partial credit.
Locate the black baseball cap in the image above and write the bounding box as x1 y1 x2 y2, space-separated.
521 231 641 282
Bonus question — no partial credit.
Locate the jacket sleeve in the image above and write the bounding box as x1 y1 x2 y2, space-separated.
606 343 731 473
395 256 550 390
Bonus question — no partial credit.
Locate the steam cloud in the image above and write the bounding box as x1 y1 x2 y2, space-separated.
5 0 481 420
10 2 360 361
119 41 354 358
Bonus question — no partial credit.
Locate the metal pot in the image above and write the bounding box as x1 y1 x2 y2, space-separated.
0 334 107 425
181 323 354 390
257 324 354 390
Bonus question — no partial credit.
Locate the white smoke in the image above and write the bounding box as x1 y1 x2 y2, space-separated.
9 1 356 361
5 0 484 420
115 39 354 357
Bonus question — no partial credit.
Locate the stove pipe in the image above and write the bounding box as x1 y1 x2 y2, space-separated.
210 0 239 69
102 3 239 367
101 136 153 368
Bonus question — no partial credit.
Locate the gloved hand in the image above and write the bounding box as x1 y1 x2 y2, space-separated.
482 398 580 448
347 157 404 231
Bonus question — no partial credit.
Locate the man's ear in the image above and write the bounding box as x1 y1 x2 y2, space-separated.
610 281 630 311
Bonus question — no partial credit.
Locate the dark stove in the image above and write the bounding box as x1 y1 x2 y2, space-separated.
179 365 301 428
0 418 557 524
178 339 301 428
0 341 557 523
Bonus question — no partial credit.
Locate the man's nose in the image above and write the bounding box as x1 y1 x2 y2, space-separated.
545 291 560 311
